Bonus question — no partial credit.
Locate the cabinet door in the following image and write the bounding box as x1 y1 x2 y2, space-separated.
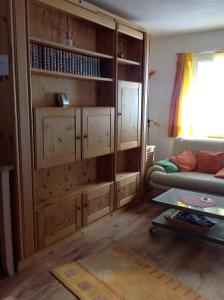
82 107 114 159
36 194 81 249
34 108 81 169
116 173 140 208
82 183 113 225
117 81 142 151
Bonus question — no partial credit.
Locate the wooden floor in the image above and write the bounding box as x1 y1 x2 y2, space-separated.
0 193 224 300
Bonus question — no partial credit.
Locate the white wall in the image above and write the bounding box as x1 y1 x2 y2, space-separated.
149 29 224 160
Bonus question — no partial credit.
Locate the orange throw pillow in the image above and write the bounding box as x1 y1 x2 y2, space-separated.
170 149 196 171
215 168 224 179
197 150 223 174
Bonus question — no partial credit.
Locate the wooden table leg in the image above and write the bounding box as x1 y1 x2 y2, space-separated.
0 168 14 276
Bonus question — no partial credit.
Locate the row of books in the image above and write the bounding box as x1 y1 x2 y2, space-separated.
30 42 109 77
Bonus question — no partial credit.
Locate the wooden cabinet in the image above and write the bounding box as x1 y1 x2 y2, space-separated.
82 183 113 225
116 172 140 208
34 108 81 169
117 81 142 151
36 193 81 249
82 107 115 159
5 0 149 261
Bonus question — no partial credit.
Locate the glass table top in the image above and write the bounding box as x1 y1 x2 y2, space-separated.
153 188 224 219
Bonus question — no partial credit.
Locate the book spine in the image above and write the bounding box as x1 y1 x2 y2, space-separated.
43 46 47 70
62 50 66 72
46 47 51 70
68 52 72 73
34 44 38 68
38 45 43 69
30 43 34 68
97 58 100 77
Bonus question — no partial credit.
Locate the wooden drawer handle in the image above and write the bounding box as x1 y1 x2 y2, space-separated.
76 136 81 140
83 135 88 139
77 206 81 210
84 203 88 208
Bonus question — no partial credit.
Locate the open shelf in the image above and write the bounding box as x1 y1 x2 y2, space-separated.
117 57 141 66
30 37 114 60
116 171 140 181
152 209 224 246
37 181 113 210
31 68 113 82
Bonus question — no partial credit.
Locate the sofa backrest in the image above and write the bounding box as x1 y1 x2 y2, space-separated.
172 137 224 157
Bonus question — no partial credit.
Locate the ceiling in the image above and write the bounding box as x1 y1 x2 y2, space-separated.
87 0 224 37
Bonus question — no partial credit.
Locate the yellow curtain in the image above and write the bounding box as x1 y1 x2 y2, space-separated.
177 53 194 137
168 53 194 137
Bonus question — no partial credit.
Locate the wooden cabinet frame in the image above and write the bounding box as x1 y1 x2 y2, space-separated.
5 0 149 264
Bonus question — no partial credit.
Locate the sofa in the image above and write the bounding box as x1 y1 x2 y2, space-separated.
147 137 224 195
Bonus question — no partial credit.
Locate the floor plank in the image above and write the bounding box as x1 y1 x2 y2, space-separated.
0 193 224 300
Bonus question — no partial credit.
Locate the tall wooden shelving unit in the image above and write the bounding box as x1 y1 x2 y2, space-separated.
3 0 149 266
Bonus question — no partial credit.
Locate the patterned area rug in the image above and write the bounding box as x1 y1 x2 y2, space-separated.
51 244 206 300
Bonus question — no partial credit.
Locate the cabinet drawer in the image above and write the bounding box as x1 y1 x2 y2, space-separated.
82 183 113 225
116 173 139 208
36 194 81 249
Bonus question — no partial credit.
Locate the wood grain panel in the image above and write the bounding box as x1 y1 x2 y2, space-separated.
34 107 81 169
82 107 115 159
118 24 143 40
36 193 81 249
82 183 113 225
31 76 97 108
117 81 142 151
35 0 115 29
12 0 35 257
34 159 97 202
116 172 140 208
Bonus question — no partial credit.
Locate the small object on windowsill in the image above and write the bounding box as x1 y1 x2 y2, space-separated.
55 93 70 107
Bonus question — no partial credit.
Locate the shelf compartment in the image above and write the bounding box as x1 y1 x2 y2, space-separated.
117 57 141 66
82 182 114 225
31 68 113 82
30 37 114 60
116 171 140 208
37 181 114 210
116 171 140 182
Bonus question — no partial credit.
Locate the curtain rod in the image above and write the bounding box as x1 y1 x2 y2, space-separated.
176 50 223 55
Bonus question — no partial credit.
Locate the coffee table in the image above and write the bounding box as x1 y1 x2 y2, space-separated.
150 188 224 245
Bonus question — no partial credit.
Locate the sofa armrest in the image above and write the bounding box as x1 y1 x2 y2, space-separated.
146 165 166 182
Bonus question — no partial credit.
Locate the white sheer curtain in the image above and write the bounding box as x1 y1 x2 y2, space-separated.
181 52 224 138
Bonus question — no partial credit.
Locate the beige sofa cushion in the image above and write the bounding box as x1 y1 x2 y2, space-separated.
151 170 224 194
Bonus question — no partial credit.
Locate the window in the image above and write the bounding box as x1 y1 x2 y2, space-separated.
179 52 224 138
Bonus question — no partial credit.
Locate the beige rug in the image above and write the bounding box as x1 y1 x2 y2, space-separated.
52 244 206 300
